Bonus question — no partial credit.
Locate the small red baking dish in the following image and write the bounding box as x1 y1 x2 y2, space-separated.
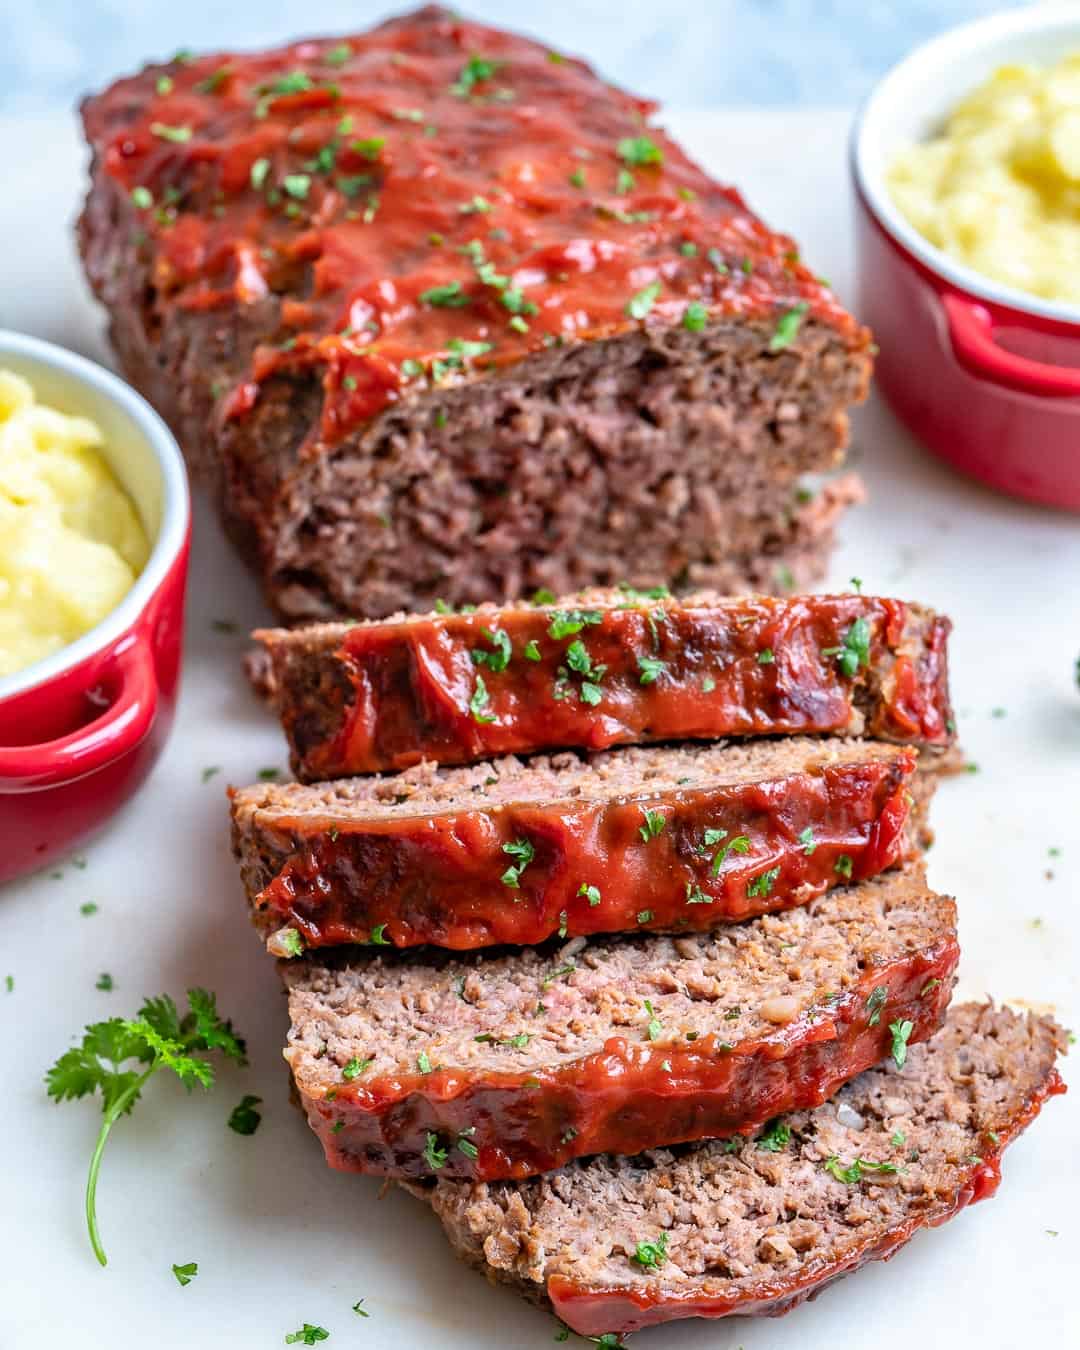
0 332 190 883
851 7 1080 511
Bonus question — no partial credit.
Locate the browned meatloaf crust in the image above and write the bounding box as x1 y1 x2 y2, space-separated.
282 865 959 1180
232 737 928 953
415 1002 1068 1337
78 6 872 622
254 589 953 779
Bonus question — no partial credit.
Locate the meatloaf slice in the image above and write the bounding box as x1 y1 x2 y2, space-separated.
418 1002 1068 1336
282 864 959 1180
254 590 953 779
232 737 925 954
78 6 872 622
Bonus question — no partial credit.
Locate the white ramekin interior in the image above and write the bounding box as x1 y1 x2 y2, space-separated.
853 3 1080 325
0 331 190 702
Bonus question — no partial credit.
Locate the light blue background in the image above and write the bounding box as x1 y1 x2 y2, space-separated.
9 0 1025 113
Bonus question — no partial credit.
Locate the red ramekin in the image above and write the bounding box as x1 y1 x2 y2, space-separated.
851 6 1080 510
0 332 190 883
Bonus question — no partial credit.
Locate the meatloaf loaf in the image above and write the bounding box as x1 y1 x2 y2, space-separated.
233 737 924 954
254 589 953 779
283 865 958 1180
79 5 873 621
417 1002 1068 1336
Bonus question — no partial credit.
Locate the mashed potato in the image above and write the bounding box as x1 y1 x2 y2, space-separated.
888 53 1080 305
0 370 149 678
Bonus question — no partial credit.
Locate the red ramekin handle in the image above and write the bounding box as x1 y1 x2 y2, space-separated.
943 292 1080 398
0 634 158 790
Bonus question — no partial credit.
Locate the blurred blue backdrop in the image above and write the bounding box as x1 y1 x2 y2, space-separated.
8 0 1027 113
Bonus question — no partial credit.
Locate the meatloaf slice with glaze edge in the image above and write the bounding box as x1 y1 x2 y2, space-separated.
415 1002 1067 1337
254 589 953 779
78 6 872 622
233 737 925 954
282 864 958 1180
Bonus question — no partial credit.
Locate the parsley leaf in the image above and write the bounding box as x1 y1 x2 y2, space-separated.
682 300 708 332
637 654 667 685
710 833 750 877
769 301 809 351
617 135 663 166
451 55 500 97
469 674 497 724
284 1326 330 1345
342 1056 373 1081
756 1117 791 1152
638 808 667 842
548 609 603 639
424 1131 448 1170
822 616 872 678
746 865 780 898
866 985 888 1027
626 281 661 320
45 989 246 1265
471 627 512 671
172 1261 198 1286
823 1155 900 1184
643 999 662 1041
798 826 816 854
631 1231 668 1269
420 281 470 308
501 837 536 889
577 883 602 906
834 853 854 879
227 1094 262 1135
889 1018 914 1069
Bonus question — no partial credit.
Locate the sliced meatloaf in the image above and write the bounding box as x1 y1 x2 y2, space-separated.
417 1002 1068 1336
282 864 959 1180
233 737 925 954
254 589 953 779
78 6 872 622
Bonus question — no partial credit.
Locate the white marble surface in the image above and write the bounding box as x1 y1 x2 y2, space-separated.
1 107 1077 1349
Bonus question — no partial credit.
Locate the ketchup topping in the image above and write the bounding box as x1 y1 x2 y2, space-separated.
82 6 859 442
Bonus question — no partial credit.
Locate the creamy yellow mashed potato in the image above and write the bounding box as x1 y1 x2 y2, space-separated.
888 53 1080 304
0 370 149 678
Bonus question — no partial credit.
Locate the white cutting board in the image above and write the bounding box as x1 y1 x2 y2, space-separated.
0 109 1076 1350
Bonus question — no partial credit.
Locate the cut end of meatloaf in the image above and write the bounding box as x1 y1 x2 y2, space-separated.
79 3 871 622
417 1002 1068 1336
250 588 952 780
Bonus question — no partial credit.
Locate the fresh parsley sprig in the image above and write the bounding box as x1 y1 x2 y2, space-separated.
45 989 247 1266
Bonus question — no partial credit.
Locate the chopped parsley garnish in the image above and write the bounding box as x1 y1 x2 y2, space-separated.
227 1094 262 1135
685 881 710 905
524 640 541 661
150 121 192 143
350 136 385 160
548 609 603 639
130 186 153 209
420 281 470 308
501 838 536 889
756 1117 791 1152
637 910 653 924
458 194 493 215
891 1130 906 1147
631 1231 668 1269
423 1131 448 1170
324 42 352 65
278 928 304 958
532 587 557 605
456 1129 479 1159
156 75 174 95
194 67 230 94
626 281 661 320
45 988 246 1265
284 1326 330 1345
417 1050 433 1075
471 627 512 671
172 1261 198 1286
823 1155 900 1184
709 833 751 877
96 974 114 992
822 616 872 678
834 854 854 879
702 675 716 692
638 808 667 842
569 167 586 188
257 766 281 781
769 302 809 351
80 902 99 916
577 883 602 906
682 301 708 332
368 924 390 945
266 70 313 96
451 55 500 97
250 157 271 191
351 1299 369 1317
469 674 497 724
637 654 667 685
282 174 311 200
757 647 775 665
617 135 663 167
889 1018 914 1069
920 977 942 998
342 1056 373 1081
865 986 888 1027
616 167 635 195
798 827 816 855
746 866 780 898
